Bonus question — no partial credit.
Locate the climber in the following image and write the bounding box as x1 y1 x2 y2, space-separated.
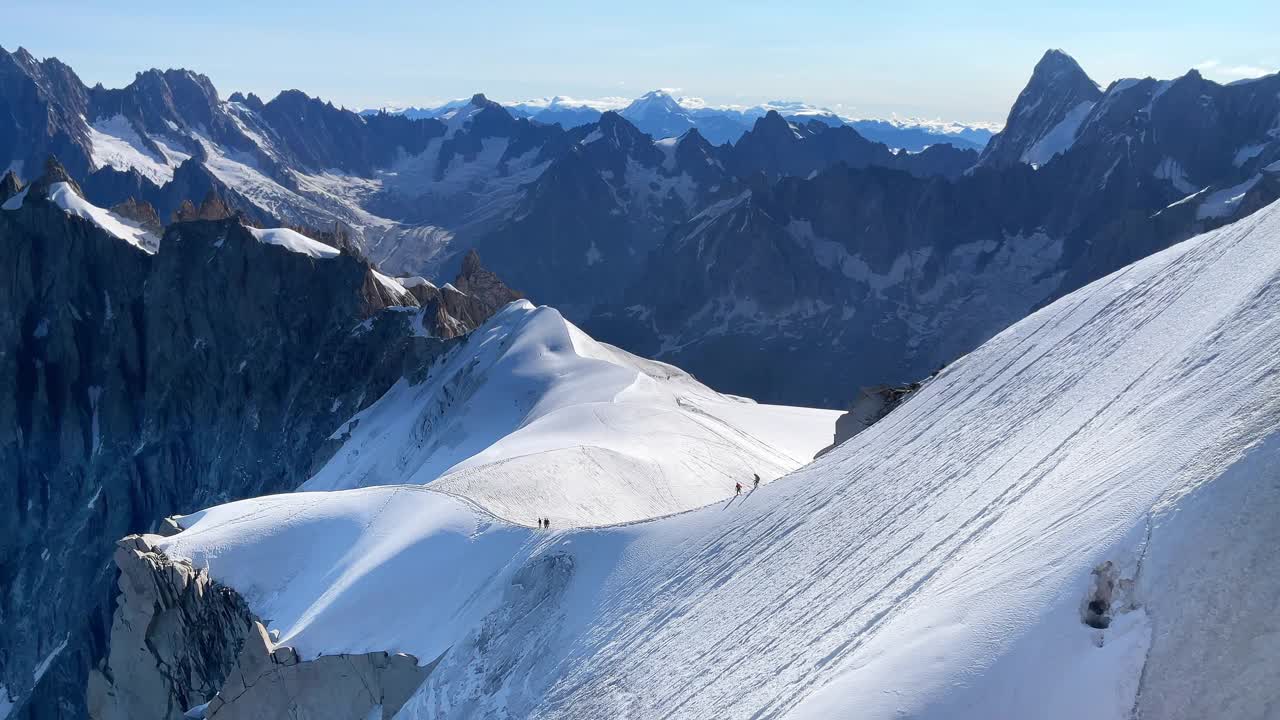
735 481 742 496
753 473 760 490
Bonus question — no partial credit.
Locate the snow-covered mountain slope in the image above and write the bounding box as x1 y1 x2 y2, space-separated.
303 300 839 526
161 195 1280 718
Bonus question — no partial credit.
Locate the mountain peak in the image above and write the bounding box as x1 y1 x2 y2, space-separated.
752 109 795 135
32 155 82 198
592 111 650 146
461 247 483 276
0 169 22 201
680 126 707 144
976 48 1103 168
622 90 686 117
1029 48 1097 90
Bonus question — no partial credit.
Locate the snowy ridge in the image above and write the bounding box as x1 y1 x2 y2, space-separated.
303 300 839 526
45 182 159 253
246 227 339 259
165 199 1280 718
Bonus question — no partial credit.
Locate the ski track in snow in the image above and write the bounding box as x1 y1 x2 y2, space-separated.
162 200 1280 719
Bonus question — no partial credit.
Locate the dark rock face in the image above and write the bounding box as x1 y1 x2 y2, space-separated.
0 47 92 180
257 90 447 175
977 49 1104 168
108 199 162 235
1 169 22 201
463 110 975 317
172 191 235 223
727 112 977 182
401 250 524 339
0 180 513 718
587 55 1280 407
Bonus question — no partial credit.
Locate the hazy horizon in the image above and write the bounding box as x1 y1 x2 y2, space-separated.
5 0 1278 125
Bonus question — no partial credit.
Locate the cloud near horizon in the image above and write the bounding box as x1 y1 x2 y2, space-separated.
1194 59 1277 80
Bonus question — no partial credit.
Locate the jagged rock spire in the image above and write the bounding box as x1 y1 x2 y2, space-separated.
0 169 22 203
30 155 84 198
173 190 235 223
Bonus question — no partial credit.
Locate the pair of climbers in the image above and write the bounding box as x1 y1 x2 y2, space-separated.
735 473 762 496
537 517 552 529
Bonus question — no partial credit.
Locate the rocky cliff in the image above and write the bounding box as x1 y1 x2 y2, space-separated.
88 534 432 720
0 170 518 718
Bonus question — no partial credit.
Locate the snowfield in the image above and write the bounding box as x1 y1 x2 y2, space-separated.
247 227 340 259
162 200 1280 719
303 300 839 526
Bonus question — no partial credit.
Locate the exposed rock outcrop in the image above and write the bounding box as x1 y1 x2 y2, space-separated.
88 535 431 720
0 169 21 202
206 624 430 720
88 535 256 720
402 250 524 339
110 198 163 234
834 383 920 443
819 383 921 455
172 191 235 223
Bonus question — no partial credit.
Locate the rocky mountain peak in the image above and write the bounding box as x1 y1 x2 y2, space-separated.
752 110 795 137
1033 48 1092 81
228 90 269 112
461 247 483 276
453 248 524 308
173 190 235 223
595 111 650 147
0 168 21 201
31 155 83 197
111 197 164 234
678 127 711 148
3 45 39 73
976 48 1103 168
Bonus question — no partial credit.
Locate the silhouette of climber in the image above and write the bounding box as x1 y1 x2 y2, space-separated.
735 481 742 496
753 473 760 490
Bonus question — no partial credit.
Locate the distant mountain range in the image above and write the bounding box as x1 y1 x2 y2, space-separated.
362 89 999 150
2 44 1277 411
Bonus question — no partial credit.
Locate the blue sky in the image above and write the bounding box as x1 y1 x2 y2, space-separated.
5 0 1278 124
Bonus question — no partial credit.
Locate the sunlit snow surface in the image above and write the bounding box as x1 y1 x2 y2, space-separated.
164 201 1280 719
246 227 340 259
302 300 839 526
47 182 160 253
